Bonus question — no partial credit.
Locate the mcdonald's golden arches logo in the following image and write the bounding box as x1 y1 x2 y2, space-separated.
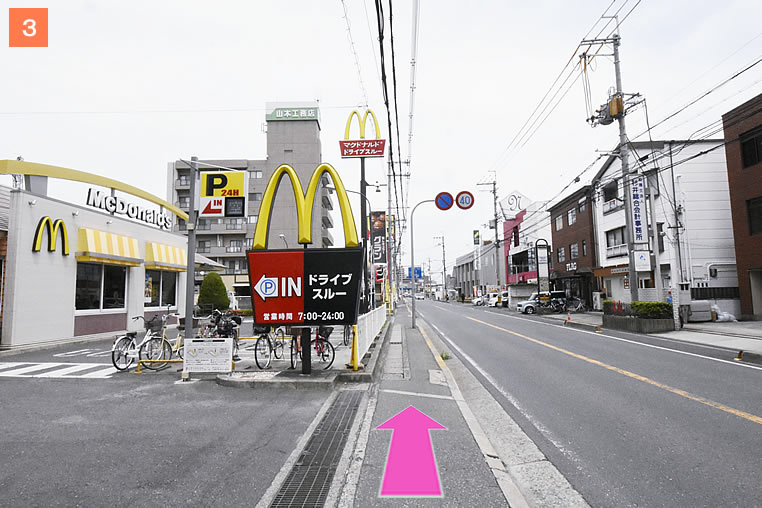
252 163 358 250
32 216 69 255
339 109 386 158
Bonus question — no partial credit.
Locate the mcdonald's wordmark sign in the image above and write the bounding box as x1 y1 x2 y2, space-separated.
199 171 247 218
339 109 386 158
248 248 363 326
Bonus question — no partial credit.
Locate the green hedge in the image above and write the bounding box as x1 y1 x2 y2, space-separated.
197 272 230 311
604 300 672 319
631 301 672 319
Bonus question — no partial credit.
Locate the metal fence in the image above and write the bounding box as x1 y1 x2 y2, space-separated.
356 306 386 361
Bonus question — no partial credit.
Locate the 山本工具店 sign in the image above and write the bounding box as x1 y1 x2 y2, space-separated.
86 188 173 229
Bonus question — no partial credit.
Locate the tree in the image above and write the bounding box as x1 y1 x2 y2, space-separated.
197 272 229 311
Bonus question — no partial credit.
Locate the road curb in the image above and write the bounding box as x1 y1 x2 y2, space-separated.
336 315 394 384
215 314 395 389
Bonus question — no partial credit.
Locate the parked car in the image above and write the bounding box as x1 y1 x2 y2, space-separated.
499 291 511 308
415 293 425 300
516 291 566 314
472 295 483 306
486 293 500 307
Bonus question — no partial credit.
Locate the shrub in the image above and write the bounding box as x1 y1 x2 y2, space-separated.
230 309 253 316
197 272 230 311
631 301 672 319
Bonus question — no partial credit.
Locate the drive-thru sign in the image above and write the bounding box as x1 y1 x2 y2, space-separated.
248 248 362 326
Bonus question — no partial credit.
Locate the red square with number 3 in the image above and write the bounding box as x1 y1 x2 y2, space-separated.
9 8 48 47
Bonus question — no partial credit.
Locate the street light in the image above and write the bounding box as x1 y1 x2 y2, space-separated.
278 234 288 249
410 199 435 328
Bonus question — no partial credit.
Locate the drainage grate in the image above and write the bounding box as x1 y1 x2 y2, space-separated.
270 390 363 507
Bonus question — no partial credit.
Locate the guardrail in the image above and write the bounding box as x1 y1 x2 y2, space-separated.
355 305 386 363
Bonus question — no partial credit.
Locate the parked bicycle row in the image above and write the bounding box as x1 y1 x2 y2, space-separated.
110 307 352 372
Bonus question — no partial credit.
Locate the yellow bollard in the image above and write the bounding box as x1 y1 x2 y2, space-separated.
351 324 359 371
734 351 743 362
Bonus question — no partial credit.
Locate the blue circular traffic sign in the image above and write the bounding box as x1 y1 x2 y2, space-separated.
456 191 474 210
435 192 454 210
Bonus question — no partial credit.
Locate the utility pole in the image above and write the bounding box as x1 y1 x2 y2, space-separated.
387 160 394 315
479 177 501 288
183 157 198 343
582 22 638 303
434 236 446 297
612 33 639 303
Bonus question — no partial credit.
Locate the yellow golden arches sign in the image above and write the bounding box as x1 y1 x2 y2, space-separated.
32 216 69 255
252 163 358 250
339 109 386 158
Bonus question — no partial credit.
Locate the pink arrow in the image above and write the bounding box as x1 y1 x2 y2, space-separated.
377 405 447 497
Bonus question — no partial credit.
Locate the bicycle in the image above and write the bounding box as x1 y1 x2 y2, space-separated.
342 324 352 347
253 326 287 369
111 314 172 371
199 309 242 359
565 297 586 313
289 326 335 370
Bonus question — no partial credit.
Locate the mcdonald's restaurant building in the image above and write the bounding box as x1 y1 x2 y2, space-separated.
0 184 188 349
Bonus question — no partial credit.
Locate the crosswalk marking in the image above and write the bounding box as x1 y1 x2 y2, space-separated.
36 364 100 377
0 362 116 379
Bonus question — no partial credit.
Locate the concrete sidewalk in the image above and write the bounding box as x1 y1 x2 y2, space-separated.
538 310 762 356
339 307 588 507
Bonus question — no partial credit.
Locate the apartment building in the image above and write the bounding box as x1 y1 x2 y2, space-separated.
166 102 334 295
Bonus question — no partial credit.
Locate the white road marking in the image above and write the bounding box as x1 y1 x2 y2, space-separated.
380 388 454 400
482 310 762 372
37 364 99 377
0 362 116 379
53 349 95 357
424 318 585 469
85 350 113 358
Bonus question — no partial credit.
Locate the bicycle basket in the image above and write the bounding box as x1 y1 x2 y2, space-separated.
144 318 162 333
318 326 333 338
252 325 270 335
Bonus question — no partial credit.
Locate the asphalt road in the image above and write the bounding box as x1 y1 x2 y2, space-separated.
415 299 762 508
0 338 330 507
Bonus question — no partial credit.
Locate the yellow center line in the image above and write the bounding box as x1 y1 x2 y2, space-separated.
467 316 762 426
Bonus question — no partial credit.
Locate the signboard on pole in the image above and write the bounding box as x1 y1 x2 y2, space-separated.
634 250 652 271
340 109 386 158
630 174 647 245
199 171 247 218
408 266 423 279
248 248 363 326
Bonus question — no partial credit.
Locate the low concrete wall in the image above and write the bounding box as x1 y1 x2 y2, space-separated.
603 314 675 334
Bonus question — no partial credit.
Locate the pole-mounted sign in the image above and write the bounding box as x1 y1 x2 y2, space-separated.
435 192 454 210
456 191 474 210
339 109 386 158
199 171 247 218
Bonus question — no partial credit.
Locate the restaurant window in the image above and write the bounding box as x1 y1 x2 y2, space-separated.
567 208 576 226
555 215 563 231
145 269 177 307
76 263 126 311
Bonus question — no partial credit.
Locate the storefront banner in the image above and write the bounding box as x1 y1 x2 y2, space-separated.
371 211 387 264
634 250 652 271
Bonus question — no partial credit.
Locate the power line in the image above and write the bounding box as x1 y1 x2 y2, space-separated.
339 0 369 107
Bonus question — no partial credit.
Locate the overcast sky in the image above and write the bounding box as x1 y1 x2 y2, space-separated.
2 1 760 281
